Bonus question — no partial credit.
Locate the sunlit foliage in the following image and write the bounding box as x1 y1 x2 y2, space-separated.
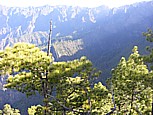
110 46 152 114
0 43 112 114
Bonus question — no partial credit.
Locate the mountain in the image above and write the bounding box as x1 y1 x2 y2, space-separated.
0 1 153 113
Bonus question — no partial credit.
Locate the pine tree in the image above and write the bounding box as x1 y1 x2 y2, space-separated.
110 46 152 114
0 43 112 114
143 29 153 115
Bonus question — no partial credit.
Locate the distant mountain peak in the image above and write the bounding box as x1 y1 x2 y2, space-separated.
0 1 153 50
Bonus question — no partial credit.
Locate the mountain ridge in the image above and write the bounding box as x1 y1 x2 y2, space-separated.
0 1 153 50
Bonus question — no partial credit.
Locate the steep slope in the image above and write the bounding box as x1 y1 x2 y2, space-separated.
0 5 109 49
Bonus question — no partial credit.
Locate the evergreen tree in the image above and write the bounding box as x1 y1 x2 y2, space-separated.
143 29 153 115
0 43 112 114
110 46 152 114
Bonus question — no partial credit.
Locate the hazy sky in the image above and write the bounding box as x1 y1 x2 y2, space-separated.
0 0 151 8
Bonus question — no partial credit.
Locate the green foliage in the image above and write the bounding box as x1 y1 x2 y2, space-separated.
0 42 52 96
143 29 153 43
143 29 153 87
42 56 111 114
0 43 112 114
91 82 112 114
28 105 43 115
142 28 153 115
110 46 152 114
143 29 153 68
0 104 20 115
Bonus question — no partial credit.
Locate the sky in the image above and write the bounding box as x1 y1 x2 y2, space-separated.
0 0 152 8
